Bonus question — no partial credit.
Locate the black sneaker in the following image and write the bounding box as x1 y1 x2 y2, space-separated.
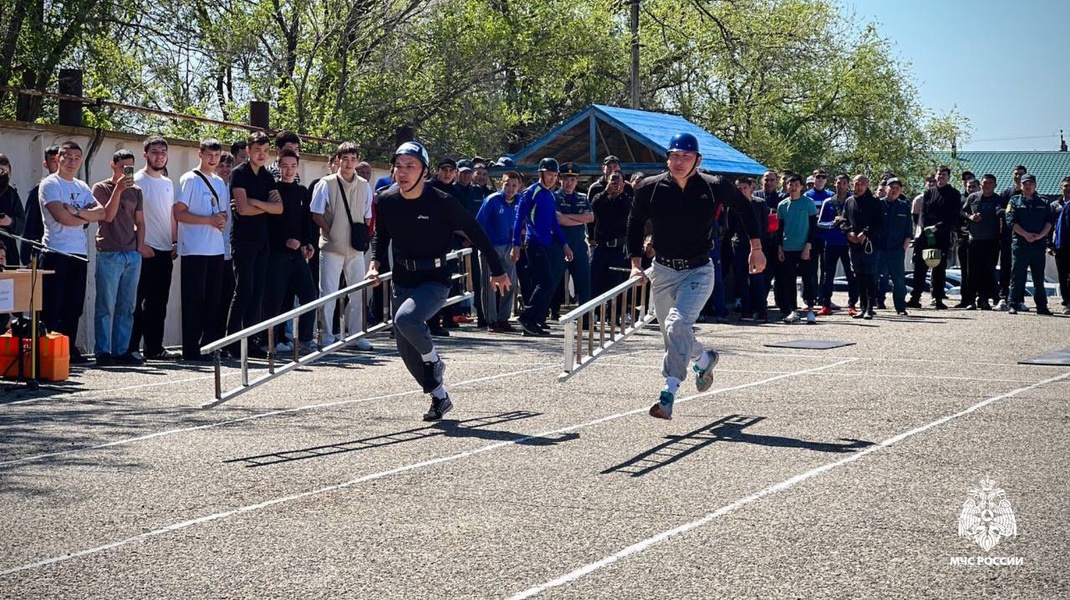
1008 305 1018 315
1036 307 1053 316
95 353 115 366
896 310 909 316
429 326 451 337
423 394 453 421
905 298 922 309
876 301 887 310
933 300 948 310
70 351 91 365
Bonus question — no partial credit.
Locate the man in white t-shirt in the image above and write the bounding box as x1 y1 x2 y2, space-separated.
310 142 373 349
130 136 179 360
174 138 229 362
39 141 106 363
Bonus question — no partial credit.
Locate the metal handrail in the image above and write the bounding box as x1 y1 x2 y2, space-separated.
557 272 655 381
200 248 473 408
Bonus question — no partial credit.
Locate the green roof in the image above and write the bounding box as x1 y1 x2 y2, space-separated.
935 151 1070 196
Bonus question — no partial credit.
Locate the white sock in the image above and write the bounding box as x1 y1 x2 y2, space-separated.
421 348 439 363
694 350 711 370
664 377 681 395
431 384 448 399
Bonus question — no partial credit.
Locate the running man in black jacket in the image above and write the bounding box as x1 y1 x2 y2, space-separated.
366 142 512 421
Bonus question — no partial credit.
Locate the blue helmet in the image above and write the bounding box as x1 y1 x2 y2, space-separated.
393 141 429 169
666 133 700 155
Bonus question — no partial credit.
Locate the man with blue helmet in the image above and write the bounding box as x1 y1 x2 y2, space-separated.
366 141 512 421
629 133 767 420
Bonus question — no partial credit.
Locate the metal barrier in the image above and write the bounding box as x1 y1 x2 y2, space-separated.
200 249 474 408
557 274 655 381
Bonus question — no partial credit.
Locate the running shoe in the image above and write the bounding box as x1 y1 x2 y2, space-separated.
816 306 834 316
693 349 721 393
649 391 674 420
423 394 454 421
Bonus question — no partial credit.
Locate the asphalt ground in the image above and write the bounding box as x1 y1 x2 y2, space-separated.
1 297 1068 599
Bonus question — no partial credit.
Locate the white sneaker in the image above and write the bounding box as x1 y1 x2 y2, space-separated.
1017 302 1030 313
354 337 373 351
806 310 816 324
995 299 1008 311
321 333 338 345
782 311 800 324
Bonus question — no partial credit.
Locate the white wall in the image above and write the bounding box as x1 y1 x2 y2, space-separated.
0 120 389 353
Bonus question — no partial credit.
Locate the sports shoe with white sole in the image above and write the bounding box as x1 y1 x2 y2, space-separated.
354 337 373 351
648 390 674 420
423 394 453 421
805 310 816 324
693 349 721 393
782 310 800 324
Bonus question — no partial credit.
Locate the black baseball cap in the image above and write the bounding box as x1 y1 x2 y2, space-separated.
436 157 457 170
457 159 473 172
1020 173 1036 184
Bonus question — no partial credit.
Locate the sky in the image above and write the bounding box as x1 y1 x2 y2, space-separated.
847 0 1070 151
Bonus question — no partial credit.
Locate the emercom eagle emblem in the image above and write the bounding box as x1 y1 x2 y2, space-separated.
958 478 1017 551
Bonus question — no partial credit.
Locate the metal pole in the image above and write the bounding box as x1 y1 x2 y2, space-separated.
630 0 641 109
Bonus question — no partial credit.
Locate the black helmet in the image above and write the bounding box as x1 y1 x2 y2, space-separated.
538 157 560 173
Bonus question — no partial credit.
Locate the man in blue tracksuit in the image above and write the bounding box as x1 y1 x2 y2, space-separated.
1006 173 1054 315
805 169 834 307
476 171 521 331
511 158 573 336
815 173 856 315
876 178 914 315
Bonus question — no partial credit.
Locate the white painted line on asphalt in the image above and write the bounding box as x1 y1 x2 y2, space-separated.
506 368 1070 600
0 351 397 407
0 359 851 575
0 363 558 468
593 362 1037 384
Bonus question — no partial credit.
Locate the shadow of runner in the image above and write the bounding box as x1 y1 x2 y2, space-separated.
225 410 575 467
602 415 874 477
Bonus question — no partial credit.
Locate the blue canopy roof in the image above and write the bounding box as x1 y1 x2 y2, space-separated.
509 104 767 176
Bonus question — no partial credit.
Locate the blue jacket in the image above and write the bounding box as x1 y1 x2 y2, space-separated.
513 183 567 248
476 191 518 246
816 195 849 246
1053 198 1068 249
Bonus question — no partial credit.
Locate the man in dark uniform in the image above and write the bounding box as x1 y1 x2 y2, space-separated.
590 171 633 305
753 169 785 312
875 178 913 315
961 174 1003 310
1006 173 1054 315
628 133 766 420
997 165 1027 310
455 159 488 327
426 157 463 334
843 174 883 319
366 142 511 421
550 162 592 320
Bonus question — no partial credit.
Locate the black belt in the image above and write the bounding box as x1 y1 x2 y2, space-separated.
654 255 710 271
396 256 448 271
597 237 627 248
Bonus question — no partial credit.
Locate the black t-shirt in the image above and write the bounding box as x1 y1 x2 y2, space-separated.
628 172 759 259
372 185 506 288
230 162 278 246
269 182 311 253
